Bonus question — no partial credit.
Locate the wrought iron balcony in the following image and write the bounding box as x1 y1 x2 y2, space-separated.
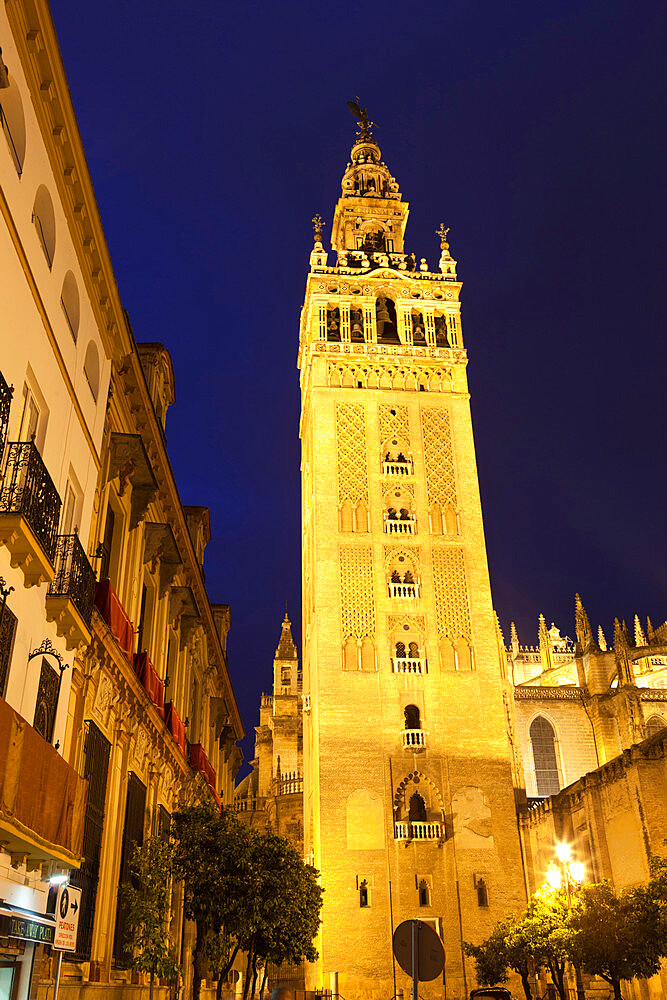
0 441 61 586
395 820 441 841
402 728 427 749
388 582 419 599
392 657 426 674
385 517 415 535
46 534 96 649
0 370 13 459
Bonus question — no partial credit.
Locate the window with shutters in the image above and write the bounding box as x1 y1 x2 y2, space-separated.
113 772 146 965
69 722 111 959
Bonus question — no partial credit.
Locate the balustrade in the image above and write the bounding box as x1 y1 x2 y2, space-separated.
388 582 419 599
48 534 95 622
392 657 426 674
385 518 415 535
394 820 441 841
402 728 426 749
383 461 413 477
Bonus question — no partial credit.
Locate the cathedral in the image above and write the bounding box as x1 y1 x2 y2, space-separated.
236 105 667 1000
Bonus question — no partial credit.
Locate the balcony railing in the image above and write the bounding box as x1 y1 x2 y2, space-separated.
0 696 86 866
383 461 413 477
402 728 427 749
395 821 442 841
385 518 415 535
392 657 426 674
0 441 61 564
388 582 419 599
275 771 303 795
48 534 96 626
0 371 12 459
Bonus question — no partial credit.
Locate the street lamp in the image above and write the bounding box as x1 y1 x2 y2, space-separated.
545 843 586 1000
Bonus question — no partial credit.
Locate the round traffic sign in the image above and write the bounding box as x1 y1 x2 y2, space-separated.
392 919 445 981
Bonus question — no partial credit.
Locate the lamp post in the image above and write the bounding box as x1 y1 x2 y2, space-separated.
545 843 586 1000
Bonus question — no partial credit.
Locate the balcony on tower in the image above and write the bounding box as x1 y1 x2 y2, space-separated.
395 820 442 841
0 440 61 586
392 656 426 674
388 580 419 599
402 728 427 750
383 459 413 477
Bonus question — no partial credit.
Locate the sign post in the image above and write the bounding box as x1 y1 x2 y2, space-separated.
393 919 445 1000
52 885 82 1000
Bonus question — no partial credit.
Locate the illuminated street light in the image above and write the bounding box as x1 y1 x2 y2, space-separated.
543 843 586 1000
569 861 585 883
555 842 571 864
546 865 562 889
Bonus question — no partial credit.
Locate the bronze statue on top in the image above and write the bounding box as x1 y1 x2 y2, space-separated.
347 97 375 142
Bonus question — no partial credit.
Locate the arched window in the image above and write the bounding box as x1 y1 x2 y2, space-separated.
32 185 56 268
418 879 430 907
83 340 100 401
530 716 560 796
412 312 426 345
326 306 341 342
404 704 421 730
395 641 406 658
646 715 665 737
408 641 419 658
60 271 80 341
376 297 399 343
359 879 369 907
408 791 427 823
0 75 26 174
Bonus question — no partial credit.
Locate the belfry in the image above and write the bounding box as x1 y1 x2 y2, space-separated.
298 104 526 998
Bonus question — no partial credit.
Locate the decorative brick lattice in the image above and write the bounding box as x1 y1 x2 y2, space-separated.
379 404 410 447
336 403 368 506
421 407 457 507
432 546 471 640
340 545 375 639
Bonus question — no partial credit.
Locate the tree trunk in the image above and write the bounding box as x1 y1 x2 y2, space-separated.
149 970 155 1000
258 964 268 1000
242 944 254 1000
193 919 207 1000
249 952 259 1000
519 970 532 1000
221 942 240 981
216 973 224 1000
612 979 623 1000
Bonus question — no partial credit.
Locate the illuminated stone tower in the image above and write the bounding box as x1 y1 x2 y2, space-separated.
298 105 525 1000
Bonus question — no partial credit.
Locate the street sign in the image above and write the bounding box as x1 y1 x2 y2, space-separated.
54 884 81 952
392 919 445 981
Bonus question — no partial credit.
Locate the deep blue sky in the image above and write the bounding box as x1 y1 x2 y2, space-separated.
50 0 666 760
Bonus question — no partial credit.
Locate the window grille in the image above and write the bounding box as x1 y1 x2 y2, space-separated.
113 772 146 965
33 657 59 743
69 722 111 959
0 603 17 696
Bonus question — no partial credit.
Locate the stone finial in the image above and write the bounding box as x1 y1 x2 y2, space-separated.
646 616 654 641
510 621 519 649
312 214 325 245
597 625 607 651
575 593 593 650
634 614 647 648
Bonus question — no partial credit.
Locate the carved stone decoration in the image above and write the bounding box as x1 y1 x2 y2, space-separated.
143 522 183 595
107 433 158 529
134 727 149 768
94 673 114 720
452 786 494 849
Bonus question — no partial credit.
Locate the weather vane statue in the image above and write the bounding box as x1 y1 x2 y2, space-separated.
312 214 325 243
347 97 375 141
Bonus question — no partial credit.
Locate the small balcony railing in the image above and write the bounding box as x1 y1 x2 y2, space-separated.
383 461 413 477
385 518 415 535
275 771 303 795
402 728 427 749
388 582 419 599
395 820 442 841
48 534 96 627
0 441 61 563
392 657 426 674
0 370 13 459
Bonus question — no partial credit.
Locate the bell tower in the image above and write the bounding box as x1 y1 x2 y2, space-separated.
299 103 525 1000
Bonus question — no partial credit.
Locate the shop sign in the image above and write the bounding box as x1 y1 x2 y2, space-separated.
0 913 54 945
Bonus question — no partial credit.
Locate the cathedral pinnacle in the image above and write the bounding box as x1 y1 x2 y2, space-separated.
575 593 594 651
275 612 297 660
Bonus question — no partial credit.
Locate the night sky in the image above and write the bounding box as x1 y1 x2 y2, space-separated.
49 0 666 762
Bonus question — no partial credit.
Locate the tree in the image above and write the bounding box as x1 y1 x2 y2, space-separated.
518 887 574 1000
123 837 180 1000
172 805 323 1000
569 879 665 1000
464 914 534 1000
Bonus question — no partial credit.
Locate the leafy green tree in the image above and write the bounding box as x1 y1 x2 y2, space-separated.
464 914 534 1000
569 879 665 1000
123 837 180 1000
519 887 574 1000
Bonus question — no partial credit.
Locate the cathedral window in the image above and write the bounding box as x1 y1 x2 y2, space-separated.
646 715 665 737
418 878 431 907
404 704 421 730
530 716 561 796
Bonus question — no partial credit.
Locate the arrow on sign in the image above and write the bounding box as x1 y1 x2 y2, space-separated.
71 900 78 914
